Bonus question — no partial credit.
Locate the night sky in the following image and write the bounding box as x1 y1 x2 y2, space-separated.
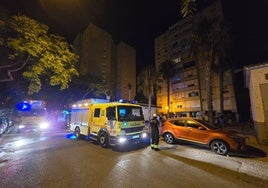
1 0 268 70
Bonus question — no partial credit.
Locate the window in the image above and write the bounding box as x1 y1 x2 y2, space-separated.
223 86 229 93
172 41 178 48
186 120 200 129
189 91 198 97
106 107 116 120
172 75 182 84
172 120 185 126
183 61 195 69
119 108 126 116
94 108 101 117
187 83 195 87
118 106 144 121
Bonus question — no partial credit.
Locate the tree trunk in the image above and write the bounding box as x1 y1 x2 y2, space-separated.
196 60 203 112
219 62 224 114
148 94 152 122
205 60 214 124
167 79 170 113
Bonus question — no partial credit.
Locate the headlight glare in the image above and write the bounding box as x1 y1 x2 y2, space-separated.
40 122 49 129
142 132 147 138
118 137 127 143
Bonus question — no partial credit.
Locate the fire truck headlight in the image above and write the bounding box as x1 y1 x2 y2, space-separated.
39 122 49 129
141 132 147 138
118 137 127 143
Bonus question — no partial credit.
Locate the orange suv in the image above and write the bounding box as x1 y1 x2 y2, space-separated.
161 117 247 155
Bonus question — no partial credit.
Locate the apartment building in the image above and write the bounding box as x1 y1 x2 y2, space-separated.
73 23 136 101
154 0 237 118
115 42 136 101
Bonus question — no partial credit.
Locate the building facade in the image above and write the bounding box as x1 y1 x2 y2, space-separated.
73 23 136 101
154 0 237 119
244 63 268 144
115 42 136 101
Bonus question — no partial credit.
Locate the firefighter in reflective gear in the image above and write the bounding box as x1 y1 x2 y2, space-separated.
150 114 160 151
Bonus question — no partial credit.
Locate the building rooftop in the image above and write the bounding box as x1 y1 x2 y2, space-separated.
244 62 268 88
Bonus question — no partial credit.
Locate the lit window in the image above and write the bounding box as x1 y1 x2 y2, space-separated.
189 91 198 97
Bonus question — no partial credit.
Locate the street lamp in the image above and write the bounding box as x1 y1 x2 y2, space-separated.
166 106 169 114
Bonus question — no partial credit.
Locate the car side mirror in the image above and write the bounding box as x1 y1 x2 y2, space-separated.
198 126 206 130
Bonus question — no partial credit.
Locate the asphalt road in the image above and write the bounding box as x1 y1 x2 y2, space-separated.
0 125 268 188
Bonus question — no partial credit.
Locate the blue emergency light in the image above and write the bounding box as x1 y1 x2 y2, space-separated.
16 102 31 111
119 99 138 104
62 110 70 115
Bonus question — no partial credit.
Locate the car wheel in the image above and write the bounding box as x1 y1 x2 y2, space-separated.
75 127 80 139
98 132 109 148
164 133 174 144
210 140 229 155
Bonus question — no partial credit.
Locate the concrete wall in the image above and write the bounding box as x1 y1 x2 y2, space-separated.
247 66 268 144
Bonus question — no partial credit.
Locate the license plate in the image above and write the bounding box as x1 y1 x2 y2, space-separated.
132 135 139 139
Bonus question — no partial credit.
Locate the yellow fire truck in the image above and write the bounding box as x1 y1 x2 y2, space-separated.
69 98 148 147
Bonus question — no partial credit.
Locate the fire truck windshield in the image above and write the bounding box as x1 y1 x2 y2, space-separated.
18 109 47 117
117 105 144 121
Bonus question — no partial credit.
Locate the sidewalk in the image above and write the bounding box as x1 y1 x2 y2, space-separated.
199 123 268 180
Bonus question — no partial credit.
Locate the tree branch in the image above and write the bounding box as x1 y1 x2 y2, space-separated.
0 56 30 82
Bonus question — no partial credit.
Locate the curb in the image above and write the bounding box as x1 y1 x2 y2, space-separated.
159 140 268 181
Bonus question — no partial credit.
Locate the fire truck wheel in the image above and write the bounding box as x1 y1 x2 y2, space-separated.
75 127 81 139
98 132 109 148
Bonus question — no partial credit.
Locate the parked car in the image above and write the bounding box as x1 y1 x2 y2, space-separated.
161 117 247 155
0 116 9 136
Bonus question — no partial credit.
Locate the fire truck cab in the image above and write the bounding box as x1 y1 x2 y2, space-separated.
70 98 148 148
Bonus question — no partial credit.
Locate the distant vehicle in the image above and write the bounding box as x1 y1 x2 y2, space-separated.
16 100 50 131
161 117 247 155
0 108 15 128
70 98 148 148
0 116 9 136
